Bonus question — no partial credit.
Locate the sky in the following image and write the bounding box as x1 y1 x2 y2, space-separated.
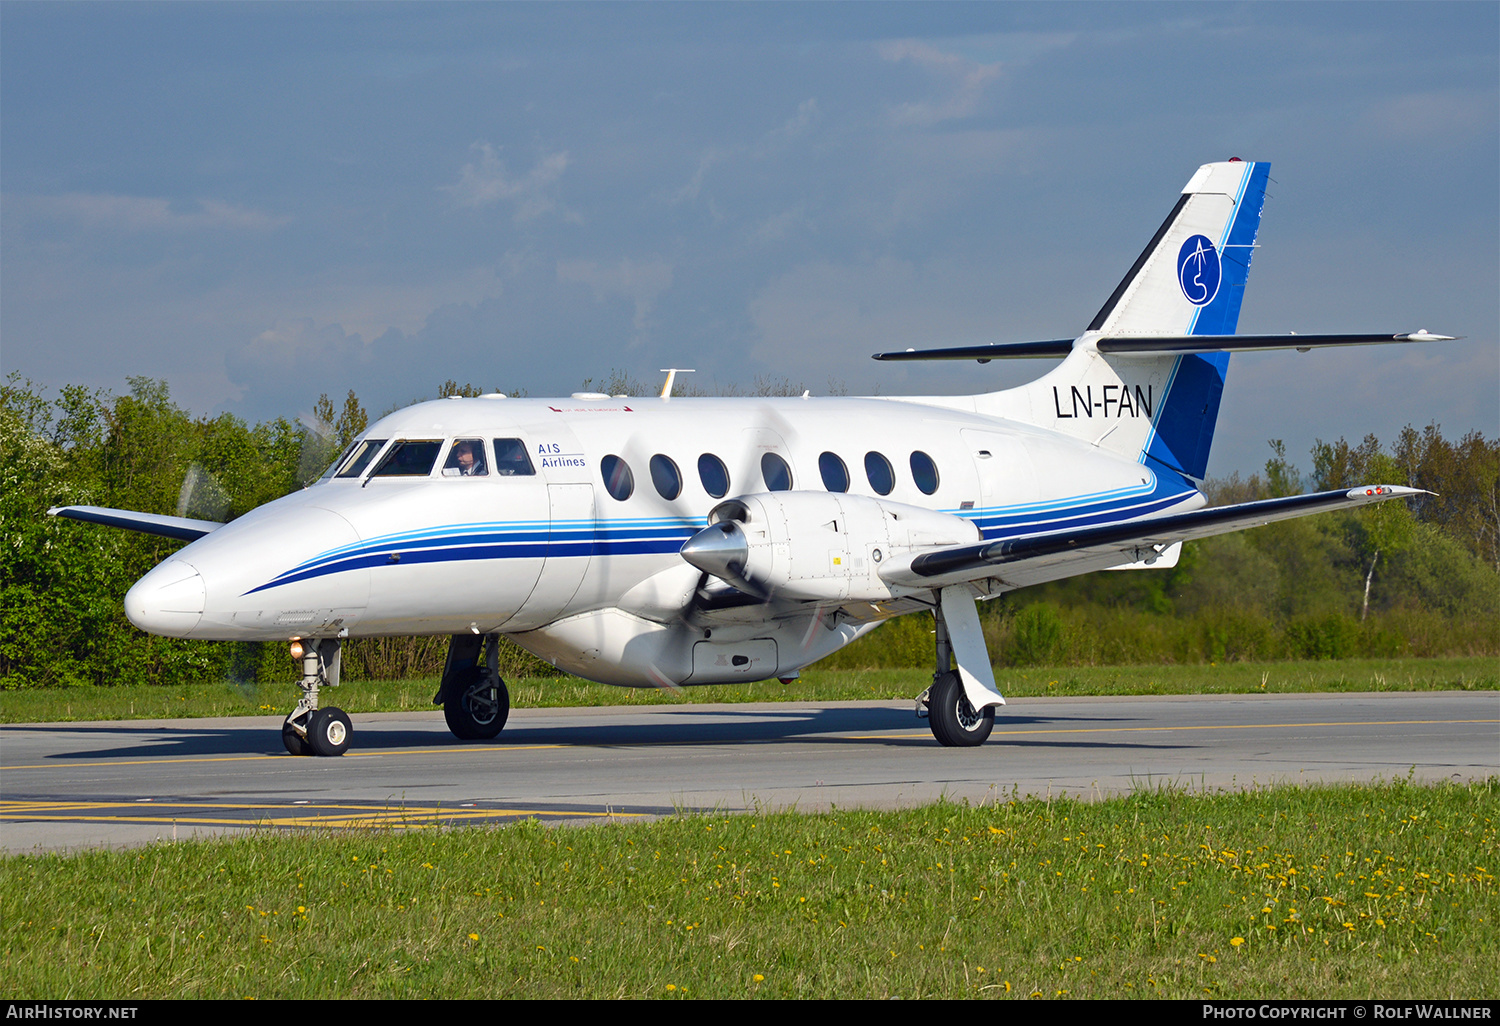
3 2 1495 478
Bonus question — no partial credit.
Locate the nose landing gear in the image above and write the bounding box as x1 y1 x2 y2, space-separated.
282 638 350 756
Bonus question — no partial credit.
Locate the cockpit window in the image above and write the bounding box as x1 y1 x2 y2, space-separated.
319 441 358 482
369 440 443 477
493 438 535 476
335 438 388 478
442 439 488 477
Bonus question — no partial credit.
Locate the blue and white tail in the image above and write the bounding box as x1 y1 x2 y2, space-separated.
983 160 1271 482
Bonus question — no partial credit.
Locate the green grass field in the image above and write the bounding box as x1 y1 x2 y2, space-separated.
1 655 1494 724
3 779 1495 999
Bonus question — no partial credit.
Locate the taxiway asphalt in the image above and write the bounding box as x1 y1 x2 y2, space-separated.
3 691 1496 852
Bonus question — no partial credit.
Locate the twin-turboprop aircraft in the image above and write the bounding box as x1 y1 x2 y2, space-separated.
52 159 1451 755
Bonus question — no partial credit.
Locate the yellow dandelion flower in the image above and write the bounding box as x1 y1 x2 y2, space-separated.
1230 937 1244 947
468 933 478 941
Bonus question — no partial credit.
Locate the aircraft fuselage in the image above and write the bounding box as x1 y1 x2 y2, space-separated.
124 392 1196 686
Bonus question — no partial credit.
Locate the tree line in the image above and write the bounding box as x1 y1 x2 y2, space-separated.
1 373 1495 689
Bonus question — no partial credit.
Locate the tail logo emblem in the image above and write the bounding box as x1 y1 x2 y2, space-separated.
1177 234 1222 306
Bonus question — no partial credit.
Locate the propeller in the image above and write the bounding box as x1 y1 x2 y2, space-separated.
613 385 814 690
295 410 342 487
172 401 350 709
176 463 231 521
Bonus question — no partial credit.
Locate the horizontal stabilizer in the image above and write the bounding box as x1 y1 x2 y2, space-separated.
873 331 1457 363
47 505 224 541
873 339 1075 362
886 485 1425 584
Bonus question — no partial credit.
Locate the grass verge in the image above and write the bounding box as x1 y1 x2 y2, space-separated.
1 656 1494 724
2 779 1495 999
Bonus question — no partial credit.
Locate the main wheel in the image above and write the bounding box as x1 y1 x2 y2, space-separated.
444 667 509 740
306 707 352 757
928 671 995 747
282 720 310 756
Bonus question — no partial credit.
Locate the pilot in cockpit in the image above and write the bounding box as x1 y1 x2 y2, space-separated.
443 439 487 477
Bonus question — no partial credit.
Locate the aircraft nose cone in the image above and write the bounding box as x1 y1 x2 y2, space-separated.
680 521 750 580
125 558 205 637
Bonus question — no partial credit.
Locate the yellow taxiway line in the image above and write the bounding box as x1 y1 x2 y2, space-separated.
0 798 644 830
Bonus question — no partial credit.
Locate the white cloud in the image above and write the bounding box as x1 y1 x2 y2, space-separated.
750 206 808 244
234 318 370 372
672 99 820 207
763 98 819 147
671 149 726 205
441 142 574 221
11 193 289 232
557 257 674 333
878 40 1002 126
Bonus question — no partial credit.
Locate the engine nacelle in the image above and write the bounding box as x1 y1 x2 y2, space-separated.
679 491 980 603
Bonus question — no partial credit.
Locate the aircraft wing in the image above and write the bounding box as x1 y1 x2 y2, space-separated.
47 505 224 542
880 485 1425 589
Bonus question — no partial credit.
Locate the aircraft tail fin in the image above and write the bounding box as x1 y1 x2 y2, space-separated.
980 159 1271 482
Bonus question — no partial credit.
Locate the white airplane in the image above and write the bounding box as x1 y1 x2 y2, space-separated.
51 159 1452 756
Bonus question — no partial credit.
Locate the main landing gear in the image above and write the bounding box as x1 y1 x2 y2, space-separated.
282 638 351 756
435 633 510 741
915 590 997 747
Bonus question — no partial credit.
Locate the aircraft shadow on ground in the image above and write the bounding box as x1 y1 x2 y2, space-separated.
8 706 1183 761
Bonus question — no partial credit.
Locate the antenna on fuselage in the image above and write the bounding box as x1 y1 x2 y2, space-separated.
659 368 696 400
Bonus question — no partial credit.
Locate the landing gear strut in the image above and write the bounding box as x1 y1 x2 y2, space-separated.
282 638 350 756
435 633 510 741
916 594 996 747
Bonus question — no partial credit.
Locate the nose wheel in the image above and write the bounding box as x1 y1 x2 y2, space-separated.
306 707 352 756
281 638 351 756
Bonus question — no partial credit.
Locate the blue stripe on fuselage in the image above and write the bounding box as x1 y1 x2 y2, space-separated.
245 473 1201 594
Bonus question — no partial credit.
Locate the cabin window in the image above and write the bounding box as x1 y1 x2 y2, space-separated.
698 454 729 498
601 455 635 501
335 438 387 478
442 439 488 477
761 452 793 492
492 438 535 476
818 452 849 493
910 451 940 495
370 440 443 478
650 454 682 500
864 451 894 495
